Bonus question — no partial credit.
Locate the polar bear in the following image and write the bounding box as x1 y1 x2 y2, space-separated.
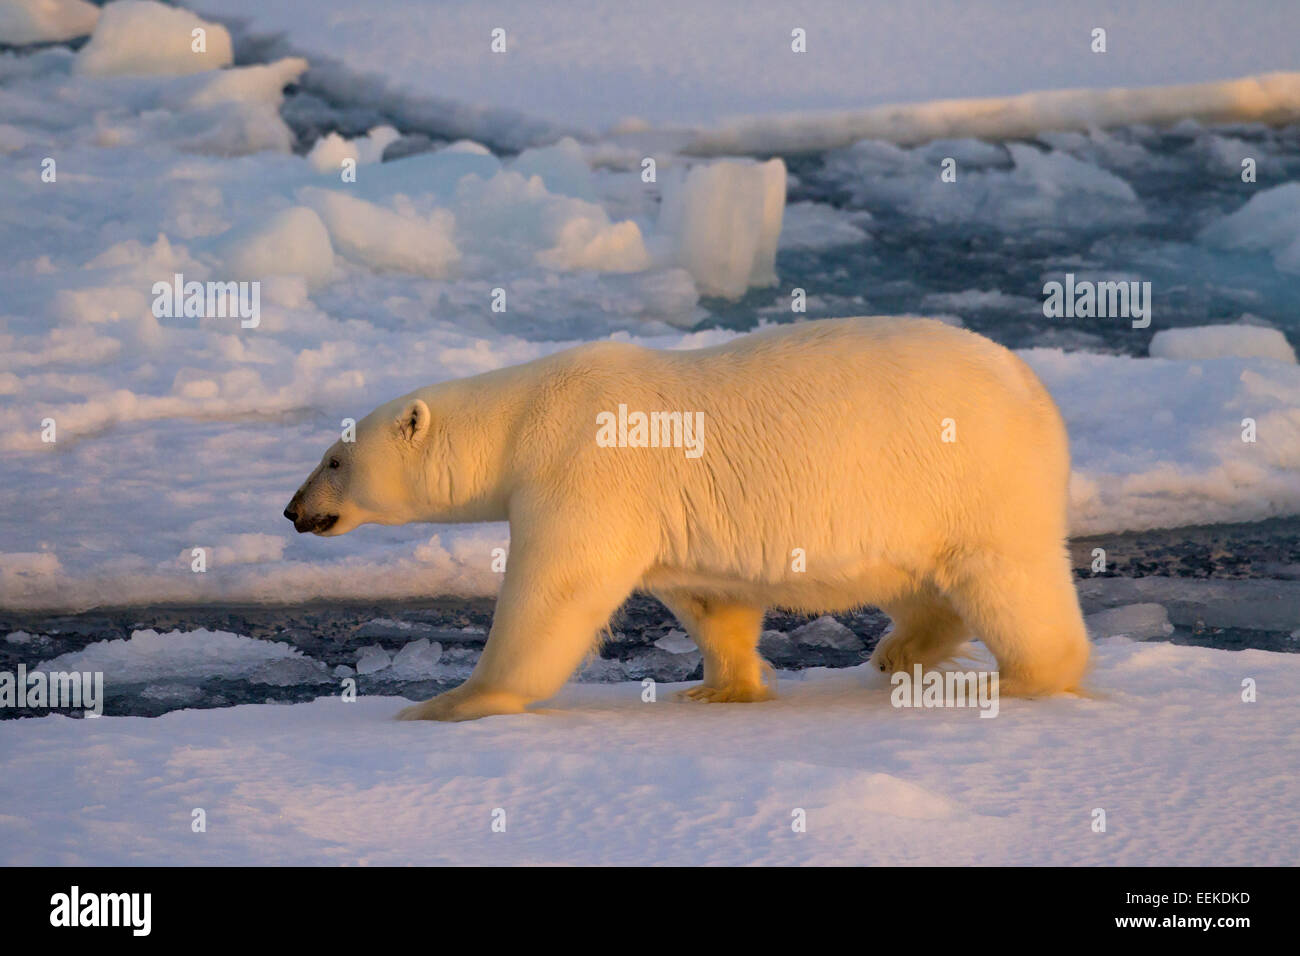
284 317 1089 721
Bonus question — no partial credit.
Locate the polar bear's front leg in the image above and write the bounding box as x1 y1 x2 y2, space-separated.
660 594 773 703
395 685 527 722
396 527 647 721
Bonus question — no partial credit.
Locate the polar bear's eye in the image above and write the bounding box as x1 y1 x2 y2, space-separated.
328 458 340 469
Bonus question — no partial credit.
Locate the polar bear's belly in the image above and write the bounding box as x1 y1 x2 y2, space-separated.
639 555 919 613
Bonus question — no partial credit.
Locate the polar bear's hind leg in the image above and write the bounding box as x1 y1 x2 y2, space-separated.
870 592 968 675
943 551 1089 697
660 594 773 703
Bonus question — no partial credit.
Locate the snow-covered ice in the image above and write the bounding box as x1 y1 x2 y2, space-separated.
175 0 1300 135
0 0 97 45
1 636 1296 865
1149 324 1297 363
35 627 303 683
74 1 231 76
678 72 1300 155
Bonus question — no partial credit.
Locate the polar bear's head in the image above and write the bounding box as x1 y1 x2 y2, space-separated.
283 397 433 537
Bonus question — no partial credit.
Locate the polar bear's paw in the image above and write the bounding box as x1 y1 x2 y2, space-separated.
676 683 774 704
869 632 932 675
395 687 527 722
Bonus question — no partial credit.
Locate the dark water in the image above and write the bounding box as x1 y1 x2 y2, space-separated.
4 516 1297 719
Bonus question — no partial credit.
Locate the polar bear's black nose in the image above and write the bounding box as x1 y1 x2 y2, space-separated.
283 506 298 522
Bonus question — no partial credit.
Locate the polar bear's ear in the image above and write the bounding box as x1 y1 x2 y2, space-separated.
395 399 431 444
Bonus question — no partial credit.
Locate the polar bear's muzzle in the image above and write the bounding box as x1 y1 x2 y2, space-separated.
283 497 338 535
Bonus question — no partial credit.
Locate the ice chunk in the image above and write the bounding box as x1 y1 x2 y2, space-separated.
452 170 649 273
620 646 702 682
659 158 786 298
508 137 597 201
355 644 392 675
758 630 797 659
1085 603 1175 640
217 206 336 291
75 0 233 76
1080 578 1300 632
1006 143 1137 203
1149 325 1296 364
575 655 627 683
306 126 402 174
388 638 444 680
819 138 1140 230
790 616 864 651
443 140 492 155
0 0 98 44
1199 183 1300 275
341 147 502 207
653 628 696 655
779 201 871 251
300 187 460 278
61 57 308 156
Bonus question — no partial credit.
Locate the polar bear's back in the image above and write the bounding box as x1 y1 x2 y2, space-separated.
523 316 1070 590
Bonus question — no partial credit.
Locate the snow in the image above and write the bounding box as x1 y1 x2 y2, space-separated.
2 636 1296 865
75 0 232 77
0 0 97 45
1149 324 1297 364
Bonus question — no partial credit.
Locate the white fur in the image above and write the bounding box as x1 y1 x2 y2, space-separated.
287 317 1089 720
